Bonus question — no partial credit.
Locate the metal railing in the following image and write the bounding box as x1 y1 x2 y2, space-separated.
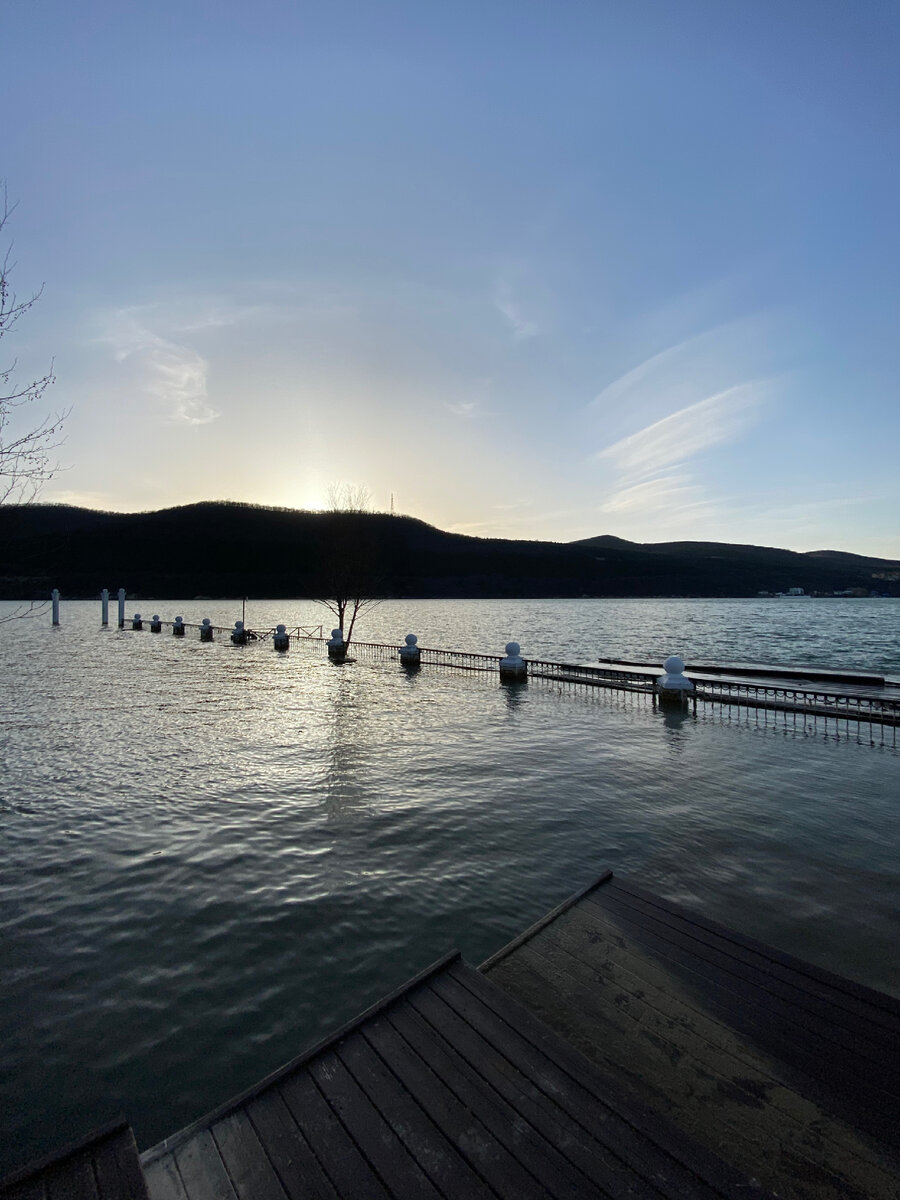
292 637 899 744
528 658 657 693
122 623 899 745
254 624 324 642
691 678 899 743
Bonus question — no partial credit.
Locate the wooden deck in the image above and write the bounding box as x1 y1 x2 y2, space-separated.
0 1119 149 1200
5 872 897 1200
483 872 900 1200
139 950 767 1199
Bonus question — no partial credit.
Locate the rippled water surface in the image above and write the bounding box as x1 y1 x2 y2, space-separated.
1 598 898 1173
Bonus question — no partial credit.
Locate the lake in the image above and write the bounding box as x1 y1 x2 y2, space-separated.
1 597 898 1174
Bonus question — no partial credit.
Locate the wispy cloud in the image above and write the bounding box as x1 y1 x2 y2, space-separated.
447 400 480 418
170 302 269 335
97 288 365 426
493 279 539 341
102 308 219 425
597 473 704 515
596 382 765 477
588 314 780 528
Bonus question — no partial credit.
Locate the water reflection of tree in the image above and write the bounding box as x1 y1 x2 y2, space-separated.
322 668 374 819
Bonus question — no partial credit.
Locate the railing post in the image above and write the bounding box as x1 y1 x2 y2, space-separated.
117 588 126 628
399 633 421 667
231 620 248 645
273 623 290 651
656 655 695 708
132 612 143 631
200 618 214 642
101 588 109 626
327 628 346 661
150 614 162 633
499 641 527 682
51 588 60 626
173 616 185 636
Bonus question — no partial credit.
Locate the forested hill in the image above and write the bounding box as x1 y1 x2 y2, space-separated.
1 501 898 600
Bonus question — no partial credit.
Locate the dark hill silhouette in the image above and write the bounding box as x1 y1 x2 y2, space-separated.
1 501 897 599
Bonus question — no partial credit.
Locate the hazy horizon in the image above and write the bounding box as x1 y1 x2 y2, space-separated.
4 2 899 557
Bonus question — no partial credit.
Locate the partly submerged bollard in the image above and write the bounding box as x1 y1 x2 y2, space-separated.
656 655 695 707
117 588 126 629
399 633 421 666
327 627 346 660
499 641 527 682
273 623 290 651
132 613 143 631
150 614 162 633
51 588 60 626
200 618 214 642
231 620 248 645
173 616 185 637
101 588 109 626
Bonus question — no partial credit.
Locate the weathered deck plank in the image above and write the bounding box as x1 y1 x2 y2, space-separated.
595 883 900 1048
607 877 900 1027
171 1131 236 1200
501 916 895 1198
483 872 900 1200
334 1031 494 1200
243 1090 338 1200
364 1005 549 1200
137 1162 184 1200
452 959 764 1200
390 991 602 1198
307 1049 441 1200
581 891 900 1138
420 970 718 1200
278 1070 391 1200
543 901 895 1179
209 1111 286 1200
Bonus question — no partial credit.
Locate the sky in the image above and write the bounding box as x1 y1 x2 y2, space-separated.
2 0 899 556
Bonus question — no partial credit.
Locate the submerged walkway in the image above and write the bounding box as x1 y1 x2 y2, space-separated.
593 657 900 700
3 874 898 1199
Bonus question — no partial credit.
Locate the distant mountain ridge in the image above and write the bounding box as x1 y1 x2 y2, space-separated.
1 501 898 599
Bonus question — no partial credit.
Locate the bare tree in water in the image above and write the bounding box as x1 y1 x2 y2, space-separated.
315 482 384 648
1 185 69 621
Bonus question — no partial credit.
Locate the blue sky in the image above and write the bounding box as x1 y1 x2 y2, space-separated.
3 0 899 555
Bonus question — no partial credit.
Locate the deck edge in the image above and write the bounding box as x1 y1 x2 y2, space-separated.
478 870 613 973
0 1117 131 1191
608 876 900 1017
139 947 463 1165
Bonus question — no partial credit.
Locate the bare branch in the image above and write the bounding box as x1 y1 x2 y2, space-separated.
325 481 372 514
0 599 50 625
1 183 67 510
